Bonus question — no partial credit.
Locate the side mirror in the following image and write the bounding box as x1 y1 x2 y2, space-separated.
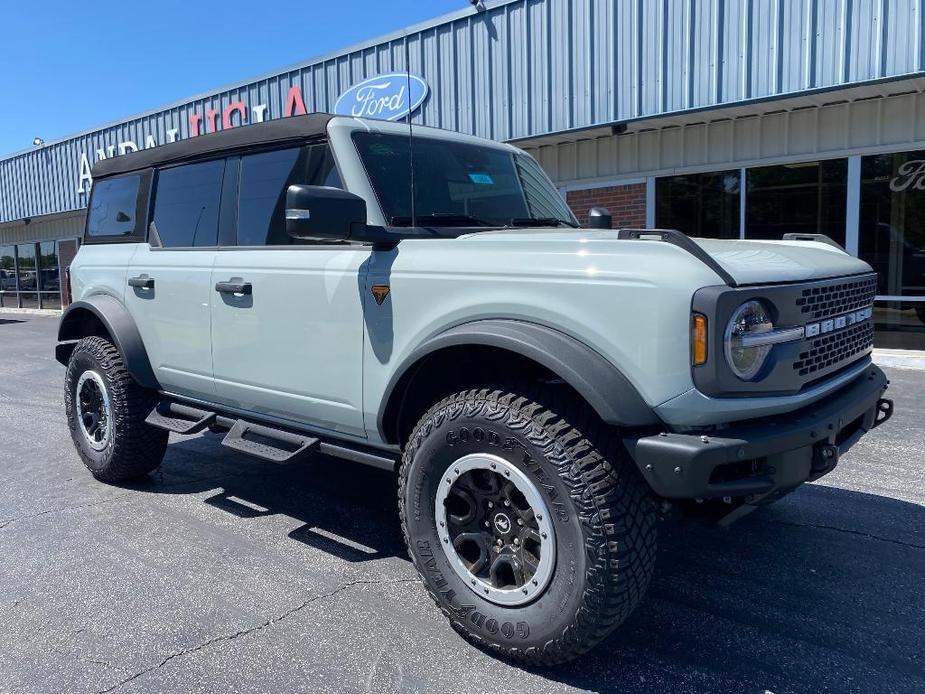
286 185 367 241
587 207 613 229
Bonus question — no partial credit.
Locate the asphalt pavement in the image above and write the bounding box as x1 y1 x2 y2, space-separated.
1 314 922 694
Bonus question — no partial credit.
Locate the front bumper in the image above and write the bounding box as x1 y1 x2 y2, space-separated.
625 365 891 505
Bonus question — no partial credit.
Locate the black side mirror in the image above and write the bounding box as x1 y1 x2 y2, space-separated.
587 207 613 229
286 185 367 241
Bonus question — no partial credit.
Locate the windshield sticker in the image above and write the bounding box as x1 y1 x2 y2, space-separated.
468 172 494 185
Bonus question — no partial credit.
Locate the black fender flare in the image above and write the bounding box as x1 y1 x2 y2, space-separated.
56 295 160 389
378 319 659 443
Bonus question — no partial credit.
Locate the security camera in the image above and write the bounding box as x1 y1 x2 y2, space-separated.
469 0 486 11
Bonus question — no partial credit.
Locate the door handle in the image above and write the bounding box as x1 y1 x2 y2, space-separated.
128 275 154 290
215 280 252 295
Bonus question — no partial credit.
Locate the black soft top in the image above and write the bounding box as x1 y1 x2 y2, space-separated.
91 113 334 179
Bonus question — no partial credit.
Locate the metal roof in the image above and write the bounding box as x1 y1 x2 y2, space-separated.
3 0 925 224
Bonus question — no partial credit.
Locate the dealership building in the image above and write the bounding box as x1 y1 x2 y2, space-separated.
1 0 924 349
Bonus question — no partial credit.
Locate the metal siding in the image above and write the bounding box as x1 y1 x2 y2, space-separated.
3 0 925 224
533 88 925 186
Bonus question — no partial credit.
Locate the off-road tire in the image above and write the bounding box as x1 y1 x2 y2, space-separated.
65 336 167 482
398 386 658 665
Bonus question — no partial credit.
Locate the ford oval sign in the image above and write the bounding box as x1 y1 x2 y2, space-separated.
334 73 429 121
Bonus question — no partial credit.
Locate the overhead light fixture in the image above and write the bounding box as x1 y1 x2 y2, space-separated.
32 137 44 147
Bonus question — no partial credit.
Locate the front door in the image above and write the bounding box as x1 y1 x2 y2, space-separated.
209 144 369 439
124 158 226 400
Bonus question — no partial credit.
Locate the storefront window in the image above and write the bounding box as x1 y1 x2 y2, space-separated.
38 241 61 309
745 160 848 247
860 152 925 350
16 244 38 308
0 246 15 308
655 171 740 239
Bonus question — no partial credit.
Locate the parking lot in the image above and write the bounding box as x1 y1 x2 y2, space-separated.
0 313 922 694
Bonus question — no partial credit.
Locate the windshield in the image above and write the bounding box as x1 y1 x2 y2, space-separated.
352 132 577 228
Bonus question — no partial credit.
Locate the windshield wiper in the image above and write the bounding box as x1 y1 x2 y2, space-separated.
390 213 499 228
508 217 579 228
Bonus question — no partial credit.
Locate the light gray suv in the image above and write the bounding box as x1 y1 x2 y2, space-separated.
56 113 893 664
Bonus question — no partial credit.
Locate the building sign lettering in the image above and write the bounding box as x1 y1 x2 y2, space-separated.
76 75 429 194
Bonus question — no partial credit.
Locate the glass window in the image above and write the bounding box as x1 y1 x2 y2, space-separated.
237 145 341 246
153 159 225 247
859 151 925 350
86 175 141 238
353 132 577 228
0 245 16 308
656 171 740 239
16 244 38 308
745 160 848 247
38 241 61 309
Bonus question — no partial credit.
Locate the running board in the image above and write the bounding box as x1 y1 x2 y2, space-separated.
220 420 319 464
146 402 216 435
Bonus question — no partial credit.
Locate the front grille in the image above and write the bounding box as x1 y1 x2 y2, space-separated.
796 275 877 320
793 320 874 377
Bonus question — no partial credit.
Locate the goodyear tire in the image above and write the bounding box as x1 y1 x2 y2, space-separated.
399 387 657 665
65 336 167 482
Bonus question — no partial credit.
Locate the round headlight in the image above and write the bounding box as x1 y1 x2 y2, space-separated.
724 300 774 380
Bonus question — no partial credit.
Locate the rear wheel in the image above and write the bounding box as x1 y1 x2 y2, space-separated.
65 336 167 482
399 386 658 665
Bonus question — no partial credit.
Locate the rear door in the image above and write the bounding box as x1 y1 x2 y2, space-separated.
124 158 226 400
209 144 370 439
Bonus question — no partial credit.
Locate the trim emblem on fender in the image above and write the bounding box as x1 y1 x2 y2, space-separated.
371 285 391 306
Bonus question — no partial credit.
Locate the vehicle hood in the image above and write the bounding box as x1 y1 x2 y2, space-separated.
691 238 872 284
461 228 873 285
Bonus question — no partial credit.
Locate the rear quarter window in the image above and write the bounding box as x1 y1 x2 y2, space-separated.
85 174 145 241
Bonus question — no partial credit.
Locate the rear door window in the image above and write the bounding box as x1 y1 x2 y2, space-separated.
86 175 142 240
237 144 341 246
152 159 225 247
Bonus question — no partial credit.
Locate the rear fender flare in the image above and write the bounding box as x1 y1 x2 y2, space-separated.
56 295 159 389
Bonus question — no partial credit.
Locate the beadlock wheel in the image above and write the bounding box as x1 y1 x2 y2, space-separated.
75 370 112 451
435 453 556 606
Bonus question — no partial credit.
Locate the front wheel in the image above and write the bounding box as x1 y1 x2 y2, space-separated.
398 387 658 665
65 336 167 482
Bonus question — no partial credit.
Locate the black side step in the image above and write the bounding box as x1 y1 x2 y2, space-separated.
146 402 216 435
221 420 319 464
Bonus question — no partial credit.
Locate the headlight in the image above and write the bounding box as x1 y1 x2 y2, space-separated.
724 300 774 380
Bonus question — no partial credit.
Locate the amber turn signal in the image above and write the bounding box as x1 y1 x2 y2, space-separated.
691 313 708 366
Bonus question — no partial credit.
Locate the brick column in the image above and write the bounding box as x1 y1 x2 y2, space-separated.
566 182 647 229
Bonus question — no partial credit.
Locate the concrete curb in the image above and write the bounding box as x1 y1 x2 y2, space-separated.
0 307 61 317
872 349 925 371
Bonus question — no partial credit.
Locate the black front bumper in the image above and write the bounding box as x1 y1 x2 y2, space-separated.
625 365 892 504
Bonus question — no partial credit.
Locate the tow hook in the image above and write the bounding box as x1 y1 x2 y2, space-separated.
873 398 894 429
811 443 840 477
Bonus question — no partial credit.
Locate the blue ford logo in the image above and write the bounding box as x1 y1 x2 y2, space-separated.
334 72 429 121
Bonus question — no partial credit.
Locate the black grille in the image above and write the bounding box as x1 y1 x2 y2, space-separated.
793 321 874 377
796 276 877 320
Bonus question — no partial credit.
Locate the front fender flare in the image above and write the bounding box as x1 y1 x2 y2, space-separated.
378 319 659 443
56 296 159 389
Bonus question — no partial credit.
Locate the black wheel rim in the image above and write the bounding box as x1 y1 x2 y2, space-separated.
75 371 111 451
435 453 555 606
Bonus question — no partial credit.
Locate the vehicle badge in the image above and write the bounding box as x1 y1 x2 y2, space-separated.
371 285 391 305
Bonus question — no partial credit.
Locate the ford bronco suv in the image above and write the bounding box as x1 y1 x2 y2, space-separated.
56 113 893 665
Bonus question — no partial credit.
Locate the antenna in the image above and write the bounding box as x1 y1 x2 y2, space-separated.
404 34 416 228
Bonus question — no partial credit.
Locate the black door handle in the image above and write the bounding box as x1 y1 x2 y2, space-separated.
128 275 154 290
215 280 252 295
